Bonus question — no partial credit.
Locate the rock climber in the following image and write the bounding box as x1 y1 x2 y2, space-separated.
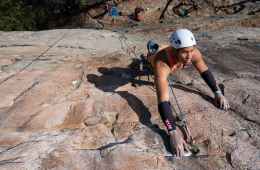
146 28 230 157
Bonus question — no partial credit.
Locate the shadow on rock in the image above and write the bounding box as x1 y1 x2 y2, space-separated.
87 66 153 90
117 91 171 152
87 66 172 153
87 62 217 153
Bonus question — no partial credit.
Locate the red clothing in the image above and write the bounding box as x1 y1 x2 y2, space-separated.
167 49 183 72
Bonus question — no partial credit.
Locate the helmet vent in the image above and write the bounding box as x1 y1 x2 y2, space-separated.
175 40 181 45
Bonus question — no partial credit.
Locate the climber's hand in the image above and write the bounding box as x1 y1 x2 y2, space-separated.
214 91 230 110
169 127 189 157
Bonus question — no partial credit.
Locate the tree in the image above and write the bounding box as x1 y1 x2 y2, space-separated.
0 0 35 31
0 0 108 31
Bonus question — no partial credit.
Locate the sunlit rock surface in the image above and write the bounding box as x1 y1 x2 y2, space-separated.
0 26 259 170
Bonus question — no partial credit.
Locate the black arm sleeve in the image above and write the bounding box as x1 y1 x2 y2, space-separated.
200 69 218 93
158 101 176 131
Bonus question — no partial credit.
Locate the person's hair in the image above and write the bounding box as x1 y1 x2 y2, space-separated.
133 7 144 21
134 7 144 15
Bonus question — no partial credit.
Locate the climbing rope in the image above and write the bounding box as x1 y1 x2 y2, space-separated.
169 80 183 115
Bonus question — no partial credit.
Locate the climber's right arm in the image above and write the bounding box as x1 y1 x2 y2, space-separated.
154 58 177 131
154 59 171 102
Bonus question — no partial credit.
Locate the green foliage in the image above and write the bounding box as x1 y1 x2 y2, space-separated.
0 0 104 31
80 0 88 8
0 0 36 31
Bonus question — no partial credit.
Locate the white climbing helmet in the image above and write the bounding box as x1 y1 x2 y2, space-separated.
169 28 196 49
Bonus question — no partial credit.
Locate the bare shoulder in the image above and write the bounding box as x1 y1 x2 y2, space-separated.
154 57 171 78
155 45 171 62
156 45 171 56
192 47 208 72
158 44 170 51
192 47 203 62
155 57 168 70
149 45 172 77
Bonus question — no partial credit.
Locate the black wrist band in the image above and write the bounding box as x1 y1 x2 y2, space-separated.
200 69 218 93
158 101 176 131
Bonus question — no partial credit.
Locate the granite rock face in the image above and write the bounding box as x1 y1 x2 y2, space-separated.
0 26 259 170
